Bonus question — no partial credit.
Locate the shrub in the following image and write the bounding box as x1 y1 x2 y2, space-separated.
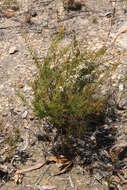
32 29 107 140
2 0 19 11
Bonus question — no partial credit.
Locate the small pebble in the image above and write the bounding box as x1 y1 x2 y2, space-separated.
119 83 124 92
23 119 29 128
3 10 15 18
29 110 35 120
37 185 57 190
19 185 36 190
90 135 96 142
18 80 24 88
9 46 18 54
0 31 4 37
2 112 8 117
22 110 28 119
31 10 37 17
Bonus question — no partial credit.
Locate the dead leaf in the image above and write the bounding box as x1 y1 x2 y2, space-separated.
109 175 120 188
47 155 73 175
47 155 69 164
13 173 24 184
110 142 127 162
18 80 24 88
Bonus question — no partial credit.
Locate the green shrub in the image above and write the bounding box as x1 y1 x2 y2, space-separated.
2 0 19 10
32 29 107 139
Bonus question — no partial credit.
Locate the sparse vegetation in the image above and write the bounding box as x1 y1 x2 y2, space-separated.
2 0 19 11
1 0 127 189
0 126 21 161
16 91 28 106
32 29 110 147
92 16 98 24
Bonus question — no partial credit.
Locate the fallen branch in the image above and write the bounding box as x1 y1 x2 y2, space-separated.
13 161 47 184
13 155 73 184
15 161 46 175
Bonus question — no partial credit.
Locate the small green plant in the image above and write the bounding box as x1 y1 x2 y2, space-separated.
32 29 107 139
3 0 11 9
16 92 27 106
92 16 98 24
3 127 21 160
2 0 19 10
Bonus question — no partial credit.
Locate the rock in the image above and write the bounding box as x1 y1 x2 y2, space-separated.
18 80 24 88
9 46 18 54
90 135 96 143
23 119 29 128
14 106 24 113
123 184 127 190
31 10 37 17
22 110 28 119
119 83 124 92
0 31 4 37
2 10 15 18
29 110 35 120
37 185 57 190
19 185 36 190
118 95 127 110
2 112 8 117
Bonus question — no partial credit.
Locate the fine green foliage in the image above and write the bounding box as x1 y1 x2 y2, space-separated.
32 29 107 139
16 92 28 106
92 16 98 24
2 0 19 10
2 127 21 160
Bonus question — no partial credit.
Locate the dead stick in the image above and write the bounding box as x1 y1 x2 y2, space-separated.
16 161 46 175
